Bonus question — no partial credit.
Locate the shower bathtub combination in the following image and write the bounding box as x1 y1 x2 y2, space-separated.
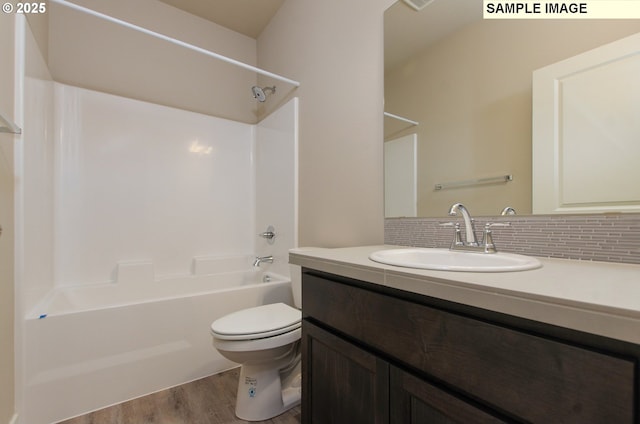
15 1 300 423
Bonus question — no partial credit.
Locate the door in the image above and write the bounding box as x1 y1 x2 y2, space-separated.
532 32 640 214
390 366 508 424
384 133 417 217
302 320 389 424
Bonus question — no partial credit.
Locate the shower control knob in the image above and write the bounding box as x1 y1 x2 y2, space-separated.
258 225 276 244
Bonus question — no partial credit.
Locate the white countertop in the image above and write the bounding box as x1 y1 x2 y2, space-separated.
289 245 640 345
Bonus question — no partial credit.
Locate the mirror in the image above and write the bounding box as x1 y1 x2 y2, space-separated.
384 0 640 217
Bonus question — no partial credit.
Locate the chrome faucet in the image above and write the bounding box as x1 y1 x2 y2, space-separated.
501 206 517 216
253 255 274 267
448 203 478 246
258 225 276 245
445 203 511 253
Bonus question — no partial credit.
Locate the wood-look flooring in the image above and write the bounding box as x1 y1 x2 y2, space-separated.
57 368 301 424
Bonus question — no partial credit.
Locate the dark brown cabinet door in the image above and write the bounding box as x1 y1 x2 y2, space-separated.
390 366 508 424
302 320 389 424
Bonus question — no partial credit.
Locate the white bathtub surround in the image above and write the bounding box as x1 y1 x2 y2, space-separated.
192 255 257 275
17 88 298 424
255 98 299 278
24 79 297 294
19 82 298 293
114 260 155 285
39 84 298 291
18 83 298 424
53 83 256 286
114 255 263 286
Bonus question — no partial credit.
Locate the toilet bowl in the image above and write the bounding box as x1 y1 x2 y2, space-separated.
211 302 302 421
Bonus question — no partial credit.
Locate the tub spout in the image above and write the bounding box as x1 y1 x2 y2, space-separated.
253 255 274 267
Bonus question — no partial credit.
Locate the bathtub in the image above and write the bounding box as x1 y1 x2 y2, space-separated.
23 267 293 424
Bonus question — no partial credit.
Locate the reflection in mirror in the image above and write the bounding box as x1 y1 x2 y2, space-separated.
532 33 640 215
384 0 640 217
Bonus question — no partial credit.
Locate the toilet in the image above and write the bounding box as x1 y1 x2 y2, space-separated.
210 276 302 421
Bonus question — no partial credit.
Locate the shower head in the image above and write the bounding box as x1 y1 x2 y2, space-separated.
251 85 276 102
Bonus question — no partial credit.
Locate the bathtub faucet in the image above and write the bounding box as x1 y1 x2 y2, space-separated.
253 255 274 267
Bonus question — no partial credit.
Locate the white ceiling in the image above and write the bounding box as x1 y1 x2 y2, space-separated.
157 0 284 39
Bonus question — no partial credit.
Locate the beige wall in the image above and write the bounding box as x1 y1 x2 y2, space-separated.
258 0 393 247
0 13 15 424
385 19 640 217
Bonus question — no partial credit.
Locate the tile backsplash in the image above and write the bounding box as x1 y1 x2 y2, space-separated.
385 214 640 265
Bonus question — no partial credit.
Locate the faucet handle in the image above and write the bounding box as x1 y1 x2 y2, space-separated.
439 222 464 248
481 222 510 253
448 222 464 248
484 222 511 229
258 225 276 244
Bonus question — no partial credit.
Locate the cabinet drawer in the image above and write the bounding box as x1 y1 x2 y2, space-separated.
303 273 636 423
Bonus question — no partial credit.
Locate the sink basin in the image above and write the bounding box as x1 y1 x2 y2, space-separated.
369 248 542 272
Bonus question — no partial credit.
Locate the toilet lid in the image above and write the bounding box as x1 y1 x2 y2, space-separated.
211 303 301 340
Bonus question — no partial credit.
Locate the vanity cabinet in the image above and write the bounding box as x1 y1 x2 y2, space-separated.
301 270 638 424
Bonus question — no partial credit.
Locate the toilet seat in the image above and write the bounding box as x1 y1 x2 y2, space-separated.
213 327 301 353
211 303 301 341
